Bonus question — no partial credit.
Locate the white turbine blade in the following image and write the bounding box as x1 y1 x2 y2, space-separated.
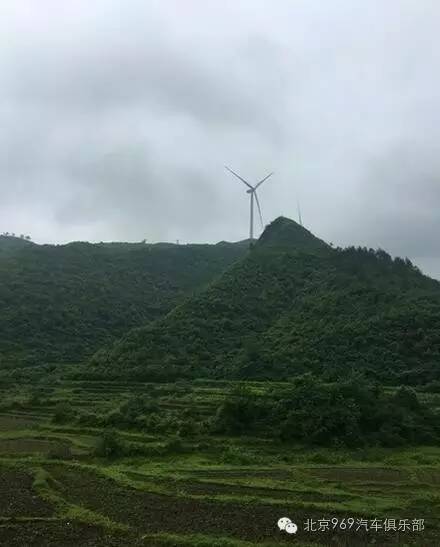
254 171 274 190
254 191 264 228
224 166 254 190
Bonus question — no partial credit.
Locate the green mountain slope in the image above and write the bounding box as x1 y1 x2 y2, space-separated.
0 235 35 255
0 240 246 366
91 217 440 385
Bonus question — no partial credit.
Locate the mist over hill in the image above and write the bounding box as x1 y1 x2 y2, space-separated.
90 217 440 385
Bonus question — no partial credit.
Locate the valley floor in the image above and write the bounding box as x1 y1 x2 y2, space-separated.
0 378 438 546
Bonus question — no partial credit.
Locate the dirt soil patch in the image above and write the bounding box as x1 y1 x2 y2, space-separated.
0 469 53 517
0 415 41 430
0 438 71 456
0 522 143 546
47 465 425 545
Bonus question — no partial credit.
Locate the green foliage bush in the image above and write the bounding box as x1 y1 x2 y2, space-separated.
220 446 263 465
101 395 160 429
163 435 185 454
77 411 102 427
52 401 74 424
94 429 125 458
213 374 439 448
213 386 265 435
422 380 440 393
27 389 44 406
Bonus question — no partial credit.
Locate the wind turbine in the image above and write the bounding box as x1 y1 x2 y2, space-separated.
225 166 274 241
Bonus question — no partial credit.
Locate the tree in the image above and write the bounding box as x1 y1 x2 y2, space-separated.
53 401 74 423
95 429 124 458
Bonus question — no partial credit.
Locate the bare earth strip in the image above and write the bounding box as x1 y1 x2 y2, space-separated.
48 465 426 545
0 522 144 547
0 470 53 517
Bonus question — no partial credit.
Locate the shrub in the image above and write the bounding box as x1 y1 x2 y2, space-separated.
421 380 440 393
27 390 43 406
220 446 261 465
116 395 159 426
213 374 439 448
52 401 74 424
77 411 101 427
94 429 125 458
178 418 198 437
163 436 184 454
213 386 262 435
394 386 421 411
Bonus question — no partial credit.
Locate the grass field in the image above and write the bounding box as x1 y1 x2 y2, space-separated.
0 376 438 546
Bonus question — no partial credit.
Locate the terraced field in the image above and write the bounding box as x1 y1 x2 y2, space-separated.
0 378 438 545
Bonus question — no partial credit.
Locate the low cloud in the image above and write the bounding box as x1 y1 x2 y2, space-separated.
1 0 439 277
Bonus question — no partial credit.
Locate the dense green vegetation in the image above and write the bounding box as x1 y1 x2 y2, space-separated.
32 370 436 450
215 375 439 447
0 237 246 367
92 217 440 385
1 218 440 544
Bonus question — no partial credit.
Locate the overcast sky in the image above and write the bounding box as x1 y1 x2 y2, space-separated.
1 1 439 277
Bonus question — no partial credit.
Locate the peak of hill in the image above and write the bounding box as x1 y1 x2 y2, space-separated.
257 216 329 253
0 240 247 366
91 220 440 386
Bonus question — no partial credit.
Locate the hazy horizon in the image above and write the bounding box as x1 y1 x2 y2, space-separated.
2 1 440 277
3 215 439 282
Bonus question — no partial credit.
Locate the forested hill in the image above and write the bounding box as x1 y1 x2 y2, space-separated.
0 239 247 366
0 235 35 255
91 217 440 385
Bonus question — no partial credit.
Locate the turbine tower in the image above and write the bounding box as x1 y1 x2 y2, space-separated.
225 166 273 241
297 198 303 227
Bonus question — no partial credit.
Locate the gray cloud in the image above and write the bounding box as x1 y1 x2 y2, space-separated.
1 0 439 277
